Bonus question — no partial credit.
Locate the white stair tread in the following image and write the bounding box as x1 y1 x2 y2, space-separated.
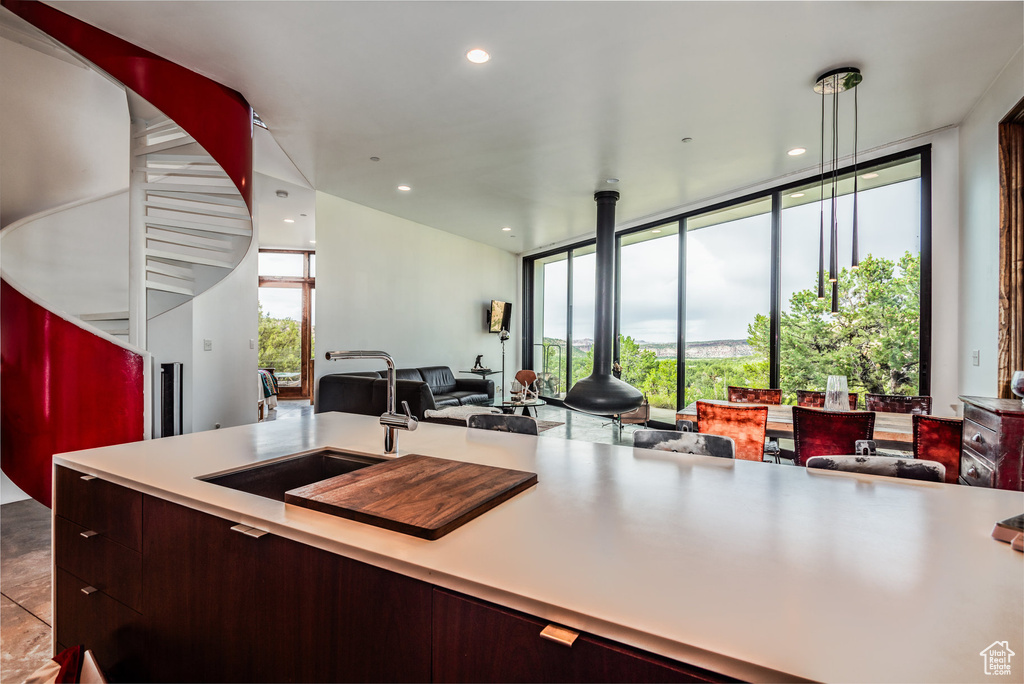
145 248 235 269
146 280 194 296
78 311 130 321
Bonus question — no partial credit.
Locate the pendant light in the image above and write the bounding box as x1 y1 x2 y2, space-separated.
813 67 862 313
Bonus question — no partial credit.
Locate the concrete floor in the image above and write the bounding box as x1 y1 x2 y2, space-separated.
1 497 53 683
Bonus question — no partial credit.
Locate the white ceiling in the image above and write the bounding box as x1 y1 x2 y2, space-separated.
48 1 1024 254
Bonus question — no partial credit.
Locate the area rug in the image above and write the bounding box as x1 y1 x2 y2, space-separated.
535 419 564 433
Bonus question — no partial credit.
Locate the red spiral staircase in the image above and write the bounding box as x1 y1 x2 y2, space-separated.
1 0 253 506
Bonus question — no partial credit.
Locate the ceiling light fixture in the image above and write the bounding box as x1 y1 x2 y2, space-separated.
466 49 490 64
814 66 863 313
309 240 316 244
370 156 380 162
788 148 807 156
606 178 619 184
397 185 411 192
862 172 879 179
651 229 662 234
284 219 295 224
791 193 805 198
501 227 512 231
275 190 289 198
681 137 693 143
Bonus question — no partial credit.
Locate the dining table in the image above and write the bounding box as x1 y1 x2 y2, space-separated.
677 399 960 451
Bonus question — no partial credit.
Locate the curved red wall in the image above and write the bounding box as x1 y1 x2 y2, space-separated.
1 280 145 506
2 0 253 210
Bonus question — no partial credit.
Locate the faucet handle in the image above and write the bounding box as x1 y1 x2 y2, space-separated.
401 401 419 431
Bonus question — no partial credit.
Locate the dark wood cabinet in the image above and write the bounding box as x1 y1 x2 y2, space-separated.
432 589 730 683
54 467 728 683
959 396 1024 491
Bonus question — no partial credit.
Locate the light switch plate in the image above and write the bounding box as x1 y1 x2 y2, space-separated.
971 349 980 366
204 338 213 351
249 338 255 349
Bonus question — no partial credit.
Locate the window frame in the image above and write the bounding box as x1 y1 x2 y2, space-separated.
522 145 932 416
258 249 316 400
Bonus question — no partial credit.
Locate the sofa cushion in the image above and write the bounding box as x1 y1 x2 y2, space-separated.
371 378 436 417
419 366 456 394
394 368 424 382
449 390 491 406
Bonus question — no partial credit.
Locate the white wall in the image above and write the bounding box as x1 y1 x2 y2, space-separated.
0 192 129 316
0 35 128 226
148 300 194 436
959 48 1024 398
314 192 519 400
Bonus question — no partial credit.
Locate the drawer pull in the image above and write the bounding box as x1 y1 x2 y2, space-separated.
540 623 579 647
80 475 98 481
968 466 980 478
230 524 268 539
79 530 99 539
972 433 984 443
81 586 99 596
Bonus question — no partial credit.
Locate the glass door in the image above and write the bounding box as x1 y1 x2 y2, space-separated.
258 251 315 400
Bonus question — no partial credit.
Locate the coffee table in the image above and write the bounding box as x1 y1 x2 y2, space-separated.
498 399 546 417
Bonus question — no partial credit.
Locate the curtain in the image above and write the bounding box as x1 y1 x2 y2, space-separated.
998 112 1024 398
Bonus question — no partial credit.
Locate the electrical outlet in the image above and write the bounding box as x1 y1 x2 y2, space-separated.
204 338 213 351
971 349 980 367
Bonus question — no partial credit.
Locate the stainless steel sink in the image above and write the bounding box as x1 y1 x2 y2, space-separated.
198 448 385 501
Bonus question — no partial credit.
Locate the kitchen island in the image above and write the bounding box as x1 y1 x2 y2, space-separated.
53 412 1022 683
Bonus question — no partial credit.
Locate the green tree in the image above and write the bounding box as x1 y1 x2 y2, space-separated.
748 252 921 403
258 303 301 376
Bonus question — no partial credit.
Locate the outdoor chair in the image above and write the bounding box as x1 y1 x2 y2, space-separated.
633 429 735 459
467 413 539 435
791 406 876 466
805 455 946 483
865 393 933 415
696 401 770 462
912 414 963 483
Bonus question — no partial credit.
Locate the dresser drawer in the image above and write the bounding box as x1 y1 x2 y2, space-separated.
55 516 141 611
964 404 1001 432
961 420 998 464
55 568 145 682
960 448 994 487
55 466 142 551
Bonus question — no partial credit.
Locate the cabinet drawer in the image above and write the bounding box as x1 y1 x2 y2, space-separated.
55 466 142 551
960 448 994 487
55 516 141 611
55 568 145 682
964 404 1001 432
961 420 998 464
432 589 729 683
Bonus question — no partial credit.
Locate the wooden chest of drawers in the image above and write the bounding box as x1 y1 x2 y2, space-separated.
958 396 1024 491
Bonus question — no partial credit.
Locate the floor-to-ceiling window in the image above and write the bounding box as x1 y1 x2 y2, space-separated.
683 197 772 405
618 223 680 424
258 250 315 400
523 147 929 424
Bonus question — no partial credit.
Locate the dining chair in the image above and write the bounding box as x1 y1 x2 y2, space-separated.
633 429 735 459
791 406 876 467
805 455 946 483
696 401 769 462
467 413 539 435
796 389 859 411
865 393 933 415
912 415 963 484
727 386 782 405
675 419 696 432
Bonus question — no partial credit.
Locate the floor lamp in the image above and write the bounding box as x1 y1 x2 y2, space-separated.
499 329 510 402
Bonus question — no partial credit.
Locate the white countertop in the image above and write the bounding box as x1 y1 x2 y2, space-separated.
55 412 1024 683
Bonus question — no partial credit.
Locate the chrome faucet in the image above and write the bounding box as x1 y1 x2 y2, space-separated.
324 350 418 454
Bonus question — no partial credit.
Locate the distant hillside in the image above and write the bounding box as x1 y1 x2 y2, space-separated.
560 338 752 359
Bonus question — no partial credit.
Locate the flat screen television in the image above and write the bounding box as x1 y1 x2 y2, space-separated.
488 300 512 333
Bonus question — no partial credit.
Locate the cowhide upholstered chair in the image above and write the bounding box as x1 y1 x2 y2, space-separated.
632 430 735 459
467 413 539 436
805 455 946 483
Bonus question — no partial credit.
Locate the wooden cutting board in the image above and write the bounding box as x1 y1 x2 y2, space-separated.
284 453 538 540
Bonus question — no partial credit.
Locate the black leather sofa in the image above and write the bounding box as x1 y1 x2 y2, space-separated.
316 366 494 419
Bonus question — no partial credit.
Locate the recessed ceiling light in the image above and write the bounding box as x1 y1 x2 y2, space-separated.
275 190 289 198
788 148 806 156
284 218 295 223
651 229 662 234
397 185 411 192
606 178 619 184
300 213 307 217
790 193 805 198
370 156 380 162
501 226 512 231
466 48 490 64
862 172 879 179
309 240 316 244
681 137 693 143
